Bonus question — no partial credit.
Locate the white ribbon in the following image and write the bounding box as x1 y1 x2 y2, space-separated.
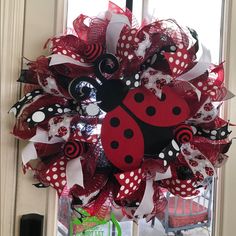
106 12 131 54
135 32 151 58
176 44 211 82
175 44 211 101
48 54 93 67
134 180 154 216
181 143 216 183
29 128 63 144
185 81 202 101
22 142 38 165
155 167 172 181
66 157 84 188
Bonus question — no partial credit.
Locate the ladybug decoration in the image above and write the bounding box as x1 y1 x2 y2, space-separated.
69 53 192 171
9 4 233 232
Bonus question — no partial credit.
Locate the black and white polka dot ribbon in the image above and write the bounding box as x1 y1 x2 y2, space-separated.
9 89 44 117
121 72 141 89
26 104 72 127
197 124 231 140
157 139 180 167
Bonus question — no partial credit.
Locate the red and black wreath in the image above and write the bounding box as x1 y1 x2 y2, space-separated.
10 1 233 230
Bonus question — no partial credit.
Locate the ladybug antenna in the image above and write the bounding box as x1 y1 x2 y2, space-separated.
68 54 119 101
94 53 119 83
68 77 100 101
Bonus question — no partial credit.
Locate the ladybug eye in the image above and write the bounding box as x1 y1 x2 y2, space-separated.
134 93 144 103
172 106 181 115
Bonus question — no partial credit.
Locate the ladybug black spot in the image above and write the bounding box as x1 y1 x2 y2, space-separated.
124 129 134 139
146 106 156 116
110 141 119 149
134 93 144 103
172 106 181 115
125 155 133 164
110 117 120 127
159 93 166 101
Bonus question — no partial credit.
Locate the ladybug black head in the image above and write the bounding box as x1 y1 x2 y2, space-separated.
96 79 128 112
68 54 129 112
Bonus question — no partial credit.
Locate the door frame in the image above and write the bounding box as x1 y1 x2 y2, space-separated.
0 0 25 235
213 0 232 235
0 0 67 235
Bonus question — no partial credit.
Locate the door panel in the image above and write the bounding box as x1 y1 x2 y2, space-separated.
12 0 65 235
222 0 236 235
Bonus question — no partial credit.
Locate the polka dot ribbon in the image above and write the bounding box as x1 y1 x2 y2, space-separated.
72 128 99 144
115 168 146 200
44 157 67 195
157 140 181 167
164 44 191 78
121 72 141 89
196 123 231 141
162 178 200 198
117 26 140 61
9 89 43 117
50 36 86 64
191 63 225 101
27 104 72 127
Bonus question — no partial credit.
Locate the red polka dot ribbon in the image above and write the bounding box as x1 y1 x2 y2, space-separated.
162 178 200 198
164 45 192 78
43 157 68 196
115 168 146 200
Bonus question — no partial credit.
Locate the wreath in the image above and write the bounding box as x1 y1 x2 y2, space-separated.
10 1 233 233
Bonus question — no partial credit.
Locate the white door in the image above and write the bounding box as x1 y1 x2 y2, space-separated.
1 0 65 235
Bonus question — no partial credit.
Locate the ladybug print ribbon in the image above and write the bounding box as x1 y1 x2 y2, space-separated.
181 143 215 185
48 115 73 141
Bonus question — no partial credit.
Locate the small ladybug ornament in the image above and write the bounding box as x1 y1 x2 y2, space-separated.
69 54 190 171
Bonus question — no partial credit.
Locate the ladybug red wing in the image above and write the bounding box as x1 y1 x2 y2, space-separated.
101 106 144 171
122 86 190 127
